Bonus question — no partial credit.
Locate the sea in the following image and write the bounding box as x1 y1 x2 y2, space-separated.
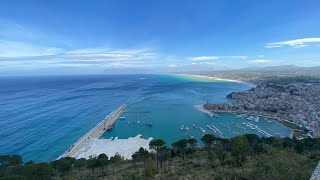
0 74 292 162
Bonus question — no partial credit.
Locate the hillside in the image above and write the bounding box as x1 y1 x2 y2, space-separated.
1 134 320 180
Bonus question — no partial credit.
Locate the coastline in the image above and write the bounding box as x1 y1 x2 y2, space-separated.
173 73 246 83
194 104 214 117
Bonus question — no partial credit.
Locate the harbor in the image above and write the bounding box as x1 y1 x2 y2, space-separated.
103 101 293 147
63 104 128 158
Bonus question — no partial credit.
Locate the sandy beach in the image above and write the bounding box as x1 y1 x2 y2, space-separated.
174 74 245 83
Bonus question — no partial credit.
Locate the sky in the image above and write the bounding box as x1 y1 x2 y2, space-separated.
0 0 320 75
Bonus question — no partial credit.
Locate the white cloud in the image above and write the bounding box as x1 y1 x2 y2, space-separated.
248 60 273 64
0 41 171 69
191 56 219 61
55 63 94 67
0 40 63 57
266 38 320 48
67 47 110 54
293 44 309 48
190 56 247 61
0 20 179 71
190 62 217 65
168 64 177 67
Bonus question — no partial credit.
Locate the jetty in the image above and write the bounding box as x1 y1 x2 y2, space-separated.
193 124 206 136
206 125 225 138
64 104 127 158
243 122 272 137
180 125 195 139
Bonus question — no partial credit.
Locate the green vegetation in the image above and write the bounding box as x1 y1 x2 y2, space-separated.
280 121 300 130
1 135 320 179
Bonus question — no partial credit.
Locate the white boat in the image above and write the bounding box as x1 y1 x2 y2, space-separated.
235 115 242 119
247 116 254 121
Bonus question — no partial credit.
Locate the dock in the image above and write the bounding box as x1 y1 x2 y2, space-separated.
206 125 225 138
64 104 127 158
180 125 194 139
193 125 206 136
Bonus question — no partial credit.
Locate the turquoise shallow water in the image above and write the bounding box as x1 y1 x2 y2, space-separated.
102 75 292 145
0 74 292 162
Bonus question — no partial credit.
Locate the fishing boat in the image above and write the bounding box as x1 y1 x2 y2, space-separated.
106 124 114 131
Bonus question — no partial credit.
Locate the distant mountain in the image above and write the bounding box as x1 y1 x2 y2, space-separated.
218 65 320 73
238 65 302 71
174 65 320 75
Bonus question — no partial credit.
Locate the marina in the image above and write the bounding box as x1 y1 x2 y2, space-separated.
193 124 207 136
181 125 195 139
104 102 293 147
127 120 153 126
243 122 272 137
206 125 225 138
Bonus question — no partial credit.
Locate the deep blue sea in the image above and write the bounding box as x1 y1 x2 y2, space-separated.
0 74 292 162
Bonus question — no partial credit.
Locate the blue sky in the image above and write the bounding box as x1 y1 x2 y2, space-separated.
0 0 320 75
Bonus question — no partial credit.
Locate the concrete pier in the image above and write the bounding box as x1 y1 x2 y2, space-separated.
64 104 127 157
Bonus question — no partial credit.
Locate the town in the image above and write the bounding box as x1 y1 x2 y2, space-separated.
202 71 320 138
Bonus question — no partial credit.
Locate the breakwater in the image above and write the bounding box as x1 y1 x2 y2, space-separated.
63 104 127 158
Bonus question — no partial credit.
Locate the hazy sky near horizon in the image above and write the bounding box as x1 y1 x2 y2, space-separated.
0 0 320 75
